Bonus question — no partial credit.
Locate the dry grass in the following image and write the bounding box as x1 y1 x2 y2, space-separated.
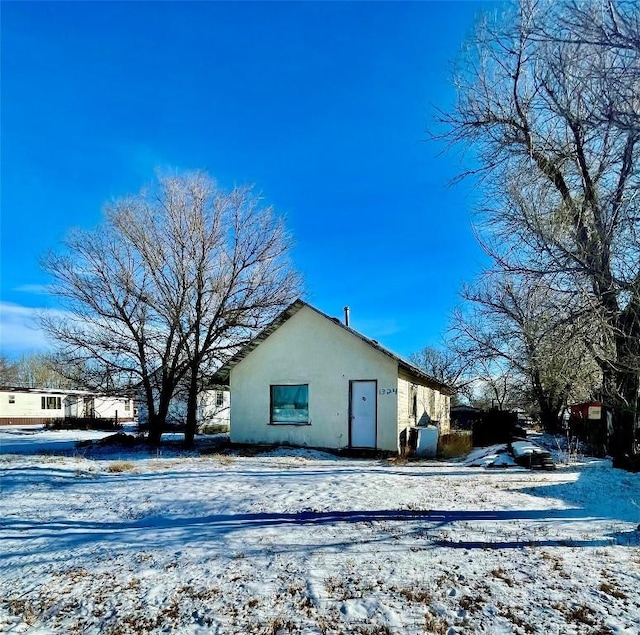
198 423 230 434
390 585 431 603
105 461 135 473
422 610 448 634
5 598 38 626
324 576 350 601
207 453 235 466
599 580 627 600
438 432 473 459
566 604 597 627
459 594 484 614
497 603 535 634
386 454 409 465
491 567 515 587
266 616 296 634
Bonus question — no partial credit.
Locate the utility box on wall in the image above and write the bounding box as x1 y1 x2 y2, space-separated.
415 425 439 458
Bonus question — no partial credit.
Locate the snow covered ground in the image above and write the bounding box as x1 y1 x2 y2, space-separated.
1 427 639 634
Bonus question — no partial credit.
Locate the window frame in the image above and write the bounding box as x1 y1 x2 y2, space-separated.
269 384 310 425
41 396 62 410
8 394 15 404
216 391 224 407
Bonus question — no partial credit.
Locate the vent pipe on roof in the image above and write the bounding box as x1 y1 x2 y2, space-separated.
344 306 350 327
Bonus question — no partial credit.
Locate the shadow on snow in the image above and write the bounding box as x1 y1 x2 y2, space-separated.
2 507 638 568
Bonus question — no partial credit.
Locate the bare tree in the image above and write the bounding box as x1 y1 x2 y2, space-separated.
409 344 473 404
42 172 301 445
0 353 80 389
467 359 520 412
452 275 601 429
551 0 640 134
0 355 18 387
440 0 639 455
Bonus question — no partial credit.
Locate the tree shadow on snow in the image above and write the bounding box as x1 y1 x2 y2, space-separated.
517 462 640 524
2 506 638 569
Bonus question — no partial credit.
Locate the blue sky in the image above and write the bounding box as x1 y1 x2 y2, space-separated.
1 1 495 360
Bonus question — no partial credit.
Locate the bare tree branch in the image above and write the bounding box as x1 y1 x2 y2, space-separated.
42 172 301 445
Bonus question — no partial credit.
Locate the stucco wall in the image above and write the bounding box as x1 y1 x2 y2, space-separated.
230 306 400 451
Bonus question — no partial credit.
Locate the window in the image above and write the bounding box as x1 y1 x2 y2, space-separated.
409 385 417 419
216 391 224 407
124 400 131 411
270 384 309 424
8 395 15 404
41 396 61 410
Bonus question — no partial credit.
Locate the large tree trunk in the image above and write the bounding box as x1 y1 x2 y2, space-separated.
148 390 172 446
538 401 562 434
148 413 163 446
608 317 640 461
184 365 199 449
531 369 563 433
141 379 163 445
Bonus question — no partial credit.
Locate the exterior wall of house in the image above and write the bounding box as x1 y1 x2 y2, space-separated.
396 371 451 444
197 389 230 431
230 306 400 451
0 390 66 425
0 389 135 425
137 389 228 430
434 392 451 432
91 396 135 421
65 395 83 418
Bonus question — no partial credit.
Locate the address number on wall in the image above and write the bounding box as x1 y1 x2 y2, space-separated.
378 388 397 395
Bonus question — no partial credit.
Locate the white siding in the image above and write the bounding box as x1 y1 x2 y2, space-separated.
397 371 451 439
230 306 400 452
92 396 134 420
198 390 230 430
0 391 65 420
0 389 135 424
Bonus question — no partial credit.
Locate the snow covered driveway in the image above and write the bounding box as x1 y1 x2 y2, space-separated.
1 433 639 634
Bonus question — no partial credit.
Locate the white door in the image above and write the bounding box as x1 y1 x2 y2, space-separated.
350 380 377 448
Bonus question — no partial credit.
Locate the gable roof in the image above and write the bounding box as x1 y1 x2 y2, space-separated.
210 299 453 395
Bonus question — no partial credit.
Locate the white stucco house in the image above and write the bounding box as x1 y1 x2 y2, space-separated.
211 300 452 453
0 387 136 426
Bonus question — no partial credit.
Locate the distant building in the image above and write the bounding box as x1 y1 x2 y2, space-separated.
0 387 135 426
198 387 230 431
450 404 482 430
136 387 230 432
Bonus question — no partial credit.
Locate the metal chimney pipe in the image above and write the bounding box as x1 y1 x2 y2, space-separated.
344 306 350 327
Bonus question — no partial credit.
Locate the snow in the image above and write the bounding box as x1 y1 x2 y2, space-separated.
1 426 639 634
465 444 518 468
0 425 125 455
